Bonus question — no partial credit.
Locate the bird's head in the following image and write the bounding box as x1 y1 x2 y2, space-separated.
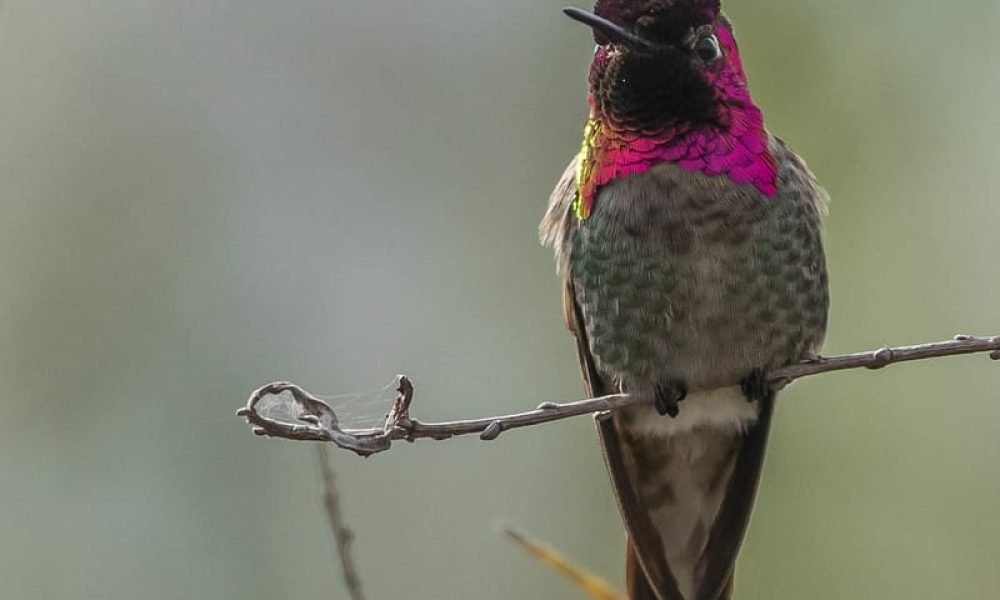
563 1 777 219
565 0 752 131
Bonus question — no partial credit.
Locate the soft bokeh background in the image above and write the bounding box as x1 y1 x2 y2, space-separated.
2 1 998 598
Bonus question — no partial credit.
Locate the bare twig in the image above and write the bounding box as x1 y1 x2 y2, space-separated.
317 446 366 600
237 334 1000 456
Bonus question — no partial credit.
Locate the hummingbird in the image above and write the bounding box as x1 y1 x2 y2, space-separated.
540 1 829 599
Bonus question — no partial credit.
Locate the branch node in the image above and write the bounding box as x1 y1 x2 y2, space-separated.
537 402 560 410
384 375 415 430
991 350 1000 361
480 420 504 441
867 347 894 369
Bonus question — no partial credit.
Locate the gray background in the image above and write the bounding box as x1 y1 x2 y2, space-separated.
2 1 999 598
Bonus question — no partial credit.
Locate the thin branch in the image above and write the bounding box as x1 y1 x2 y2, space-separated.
317 446 366 600
238 334 1000 456
503 527 623 600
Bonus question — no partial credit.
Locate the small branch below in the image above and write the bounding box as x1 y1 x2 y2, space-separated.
317 446 366 600
237 334 1000 456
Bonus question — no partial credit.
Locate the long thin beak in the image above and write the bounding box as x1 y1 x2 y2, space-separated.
562 6 656 51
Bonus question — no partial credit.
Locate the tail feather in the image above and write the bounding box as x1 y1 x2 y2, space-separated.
627 547 734 600
626 545 664 600
597 414 682 600
694 395 774 599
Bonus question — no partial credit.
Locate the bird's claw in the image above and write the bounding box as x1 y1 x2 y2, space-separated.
654 379 687 418
740 368 774 403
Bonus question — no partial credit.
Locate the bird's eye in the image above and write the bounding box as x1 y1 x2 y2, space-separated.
694 34 722 62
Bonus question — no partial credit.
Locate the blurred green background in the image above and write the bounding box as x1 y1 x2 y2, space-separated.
1 1 998 599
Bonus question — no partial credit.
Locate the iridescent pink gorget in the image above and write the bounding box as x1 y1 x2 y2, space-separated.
573 25 777 219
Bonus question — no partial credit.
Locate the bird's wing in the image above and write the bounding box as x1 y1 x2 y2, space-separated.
544 158 679 600
567 279 682 600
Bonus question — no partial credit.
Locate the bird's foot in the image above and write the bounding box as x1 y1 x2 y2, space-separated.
740 368 775 403
654 379 687 418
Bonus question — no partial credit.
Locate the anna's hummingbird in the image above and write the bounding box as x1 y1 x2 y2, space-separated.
540 1 829 599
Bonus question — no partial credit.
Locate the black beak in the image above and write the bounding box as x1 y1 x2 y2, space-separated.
562 6 656 51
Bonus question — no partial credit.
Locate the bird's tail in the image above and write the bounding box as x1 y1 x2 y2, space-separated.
626 546 733 600
598 395 774 600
